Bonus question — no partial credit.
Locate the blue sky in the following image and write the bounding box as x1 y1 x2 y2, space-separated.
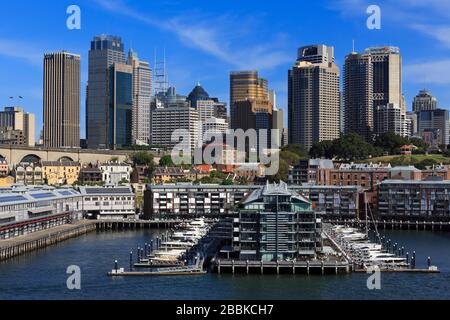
1 0 450 138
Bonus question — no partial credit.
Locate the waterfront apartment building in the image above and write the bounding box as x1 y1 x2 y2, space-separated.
377 179 450 221
43 52 80 148
87 35 126 149
0 107 35 147
107 63 133 149
344 52 373 141
413 89 437 112
128 49 152 145
288 45 340 149
144 184 255 219
232 182 323 261
77 186 135 220
144 183 362 220
0 187 82 240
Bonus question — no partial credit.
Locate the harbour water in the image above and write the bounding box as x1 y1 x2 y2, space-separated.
1 229 450 300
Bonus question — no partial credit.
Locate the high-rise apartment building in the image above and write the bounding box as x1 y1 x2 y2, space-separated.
288 45 340 149
151 105 200 151
87 35 126 149
413 89 437 112
43 51 80 148
272 108 284 147
107 63 133 149
406 112 418 137
417 109 449 147
374 103 403 137
344 52 373 141
128 49 152 145
0 107 35 146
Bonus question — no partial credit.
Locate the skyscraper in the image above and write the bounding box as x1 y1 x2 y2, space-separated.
87 35 126 149
413 89 437 112
288 45 340 149
297 44 334 64
108 63 133 149
128 49 152 145
230 71 268 129
344 52 373 141
417 109 449 147
43 51 80 148
364 46 402 113
344 46 404 140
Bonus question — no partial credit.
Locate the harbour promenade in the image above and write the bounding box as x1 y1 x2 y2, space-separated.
0 220 97 261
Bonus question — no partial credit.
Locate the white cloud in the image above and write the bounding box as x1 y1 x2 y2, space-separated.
93 0 291 70
0 39 42 66
404 60 450 84
410 24 450 49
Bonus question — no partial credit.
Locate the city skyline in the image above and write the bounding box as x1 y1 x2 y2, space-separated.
1 1 450 139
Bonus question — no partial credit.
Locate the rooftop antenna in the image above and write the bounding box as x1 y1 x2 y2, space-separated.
352 39 356 53
154 47 169 95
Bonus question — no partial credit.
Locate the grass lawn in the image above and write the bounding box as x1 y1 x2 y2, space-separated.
360 154 450 165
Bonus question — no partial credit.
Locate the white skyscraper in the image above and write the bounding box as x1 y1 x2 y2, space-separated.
128 49 152 145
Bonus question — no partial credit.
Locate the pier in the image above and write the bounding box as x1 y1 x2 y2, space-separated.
0 220 97 262
95 219 215 231
212 259 350 275
324 219 450 232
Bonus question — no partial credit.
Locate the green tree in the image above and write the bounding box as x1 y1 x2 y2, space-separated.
131 151 155 166
159 155 175 167
374 131 409 155
281 144 309 158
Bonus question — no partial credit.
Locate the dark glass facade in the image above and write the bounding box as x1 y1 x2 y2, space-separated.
109 67 132 149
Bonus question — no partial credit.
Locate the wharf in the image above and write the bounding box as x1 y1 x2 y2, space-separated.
108 269 207 277
213 259 350 275
0 220 97 262
325 219 450 232
354 268 440 273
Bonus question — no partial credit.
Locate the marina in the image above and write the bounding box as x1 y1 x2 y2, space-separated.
109 218 218 276
325 223 440 273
